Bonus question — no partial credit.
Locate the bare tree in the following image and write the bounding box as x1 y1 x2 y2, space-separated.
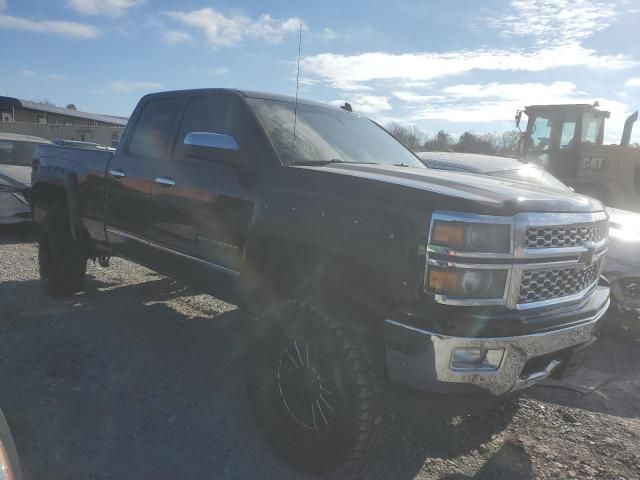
495 130 522 156
455 132 495 155
386 122 424 150
423 130 453 151
385 122 523 158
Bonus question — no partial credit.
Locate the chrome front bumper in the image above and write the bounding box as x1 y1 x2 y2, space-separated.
385 295 609 396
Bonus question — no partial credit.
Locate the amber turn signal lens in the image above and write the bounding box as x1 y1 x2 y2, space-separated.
428 269 462 293
431 222 466 247
428 267 508 299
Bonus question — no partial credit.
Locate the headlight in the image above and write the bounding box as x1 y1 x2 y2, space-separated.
427 267 508 299
431 220 510 253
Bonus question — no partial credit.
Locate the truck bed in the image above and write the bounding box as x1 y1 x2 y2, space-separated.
35 144 114 173
33 144 114 242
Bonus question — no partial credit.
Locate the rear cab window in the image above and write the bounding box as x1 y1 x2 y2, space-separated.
127 97 180 158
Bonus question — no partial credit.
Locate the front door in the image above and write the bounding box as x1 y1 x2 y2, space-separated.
149 92 256 280
550 112 580 182
105 95 181 260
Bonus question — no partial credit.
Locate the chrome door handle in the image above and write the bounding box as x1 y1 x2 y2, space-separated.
109 169 126 179
154 176 176 187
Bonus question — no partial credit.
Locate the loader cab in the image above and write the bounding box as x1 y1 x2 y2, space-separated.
520 104 609 184
518 103 640 212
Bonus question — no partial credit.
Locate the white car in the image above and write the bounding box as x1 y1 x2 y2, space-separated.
0 133 51 224
418 151 640 337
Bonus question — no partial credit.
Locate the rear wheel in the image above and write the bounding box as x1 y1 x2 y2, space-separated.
247 300 383 476
38 210 87 297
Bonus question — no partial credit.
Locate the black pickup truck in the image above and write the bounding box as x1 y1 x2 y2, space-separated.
31 88 610 475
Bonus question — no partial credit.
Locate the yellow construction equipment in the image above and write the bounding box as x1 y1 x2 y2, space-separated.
517 103 640 212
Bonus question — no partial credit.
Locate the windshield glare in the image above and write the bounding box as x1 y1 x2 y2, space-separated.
490 165 572 192
248 98 424 168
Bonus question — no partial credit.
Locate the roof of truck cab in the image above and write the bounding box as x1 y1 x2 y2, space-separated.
237 90 342 110
144 88 343 111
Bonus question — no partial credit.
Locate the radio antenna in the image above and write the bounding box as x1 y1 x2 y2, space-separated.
292 23 303 164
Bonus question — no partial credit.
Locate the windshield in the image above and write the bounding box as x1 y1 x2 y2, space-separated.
489 165 572 192
247 98 424 168
0 140 41 166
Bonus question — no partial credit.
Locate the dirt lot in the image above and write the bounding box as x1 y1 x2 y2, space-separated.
1 224 639 480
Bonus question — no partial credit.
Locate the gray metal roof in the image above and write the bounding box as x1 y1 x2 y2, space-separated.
0 132 52 144
0 96 128 126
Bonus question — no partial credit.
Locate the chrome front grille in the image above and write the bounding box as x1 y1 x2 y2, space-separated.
426 210 608 310
525 221 607 249
518 260 601 304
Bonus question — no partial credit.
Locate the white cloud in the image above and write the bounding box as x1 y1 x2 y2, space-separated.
163 30 194 45
396 81 631 141
392 91 446 103
493 0 617 45
302 44 633 92
0 14 100 38
441 81 578 100
166 8 305 48
67 0 142 17
20 69 65 81
625 77 640 87
0 0 6 13
329 94 391 114
402 81 431 89
104 80 162 93
320 27 337 40
329 80 373 92
211 67 230 75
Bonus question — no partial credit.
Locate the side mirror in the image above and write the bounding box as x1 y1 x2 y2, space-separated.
515 110 522 129
183 132 249 168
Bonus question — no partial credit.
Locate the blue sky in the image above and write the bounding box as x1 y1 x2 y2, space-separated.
1 0 639 141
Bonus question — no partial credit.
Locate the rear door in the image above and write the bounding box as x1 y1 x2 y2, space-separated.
105 95 181 259
148 91 256 279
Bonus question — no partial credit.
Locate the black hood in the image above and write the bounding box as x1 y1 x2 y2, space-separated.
296 163 603 214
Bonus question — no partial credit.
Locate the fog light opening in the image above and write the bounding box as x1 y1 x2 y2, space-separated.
451 347 504 371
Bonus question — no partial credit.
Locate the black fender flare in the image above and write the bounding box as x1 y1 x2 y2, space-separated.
31 166 82 242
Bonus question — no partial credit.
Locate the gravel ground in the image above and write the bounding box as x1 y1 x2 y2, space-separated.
1 224 639 480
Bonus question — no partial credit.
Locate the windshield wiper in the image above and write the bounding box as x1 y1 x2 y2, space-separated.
294 159 378 166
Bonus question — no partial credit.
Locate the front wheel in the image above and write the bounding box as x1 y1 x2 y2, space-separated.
246 300 383 476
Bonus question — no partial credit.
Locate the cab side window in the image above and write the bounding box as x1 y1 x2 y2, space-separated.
127 97 180 158
530 115 553 150
174 94 245 160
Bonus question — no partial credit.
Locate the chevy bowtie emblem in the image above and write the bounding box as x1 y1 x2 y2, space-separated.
580 241 596 266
